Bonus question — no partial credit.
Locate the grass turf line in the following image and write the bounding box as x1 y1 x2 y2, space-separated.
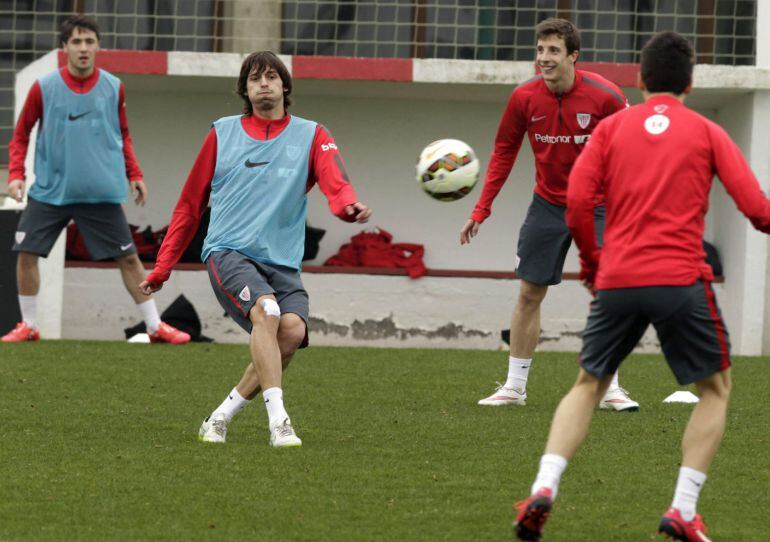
1 342 768 541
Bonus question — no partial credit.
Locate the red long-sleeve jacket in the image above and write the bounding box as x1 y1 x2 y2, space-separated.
567 95 770 289
8 67 143 182
146 114 359 286
471 69 627 222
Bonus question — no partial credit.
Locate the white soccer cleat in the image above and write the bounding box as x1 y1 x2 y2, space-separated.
269 418 302 448
477 382 527 406
198 412 228 443
599 387 640 412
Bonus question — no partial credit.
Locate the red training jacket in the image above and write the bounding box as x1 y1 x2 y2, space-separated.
567 95 770 289
8 67 143 182
146 114 359 286
470 69 627 222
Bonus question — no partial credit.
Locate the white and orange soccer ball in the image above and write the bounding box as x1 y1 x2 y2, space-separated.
416 139 480 201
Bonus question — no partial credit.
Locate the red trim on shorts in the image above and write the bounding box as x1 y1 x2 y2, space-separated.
207 259 248 318
702 281 730 370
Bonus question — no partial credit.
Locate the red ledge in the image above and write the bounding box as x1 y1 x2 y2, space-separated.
65 260 524 278
292 56 413 81
63 260 724 283
580 62 639 87
57 49 168 75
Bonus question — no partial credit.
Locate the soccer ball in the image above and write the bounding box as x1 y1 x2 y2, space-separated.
416 139 480 201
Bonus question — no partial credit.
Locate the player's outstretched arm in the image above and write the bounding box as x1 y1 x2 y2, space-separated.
344 202 371 223
7 180 26 202
460 219 480 245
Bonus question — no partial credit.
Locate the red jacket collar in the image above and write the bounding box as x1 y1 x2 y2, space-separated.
645 95 684 109
59 67 100 93
240 113 290 139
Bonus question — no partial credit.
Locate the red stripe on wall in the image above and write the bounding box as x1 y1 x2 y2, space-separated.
292 56 413 81
579 62 639 87
57 50 168 74
702 281 731 370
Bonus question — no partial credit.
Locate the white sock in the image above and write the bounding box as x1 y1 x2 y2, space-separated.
263 387 289 430
137 299 161 333
531 453 568 499
211 387 251 423
18 295 38 328
608 371 620 390
504 356 532 391
672 467 707 521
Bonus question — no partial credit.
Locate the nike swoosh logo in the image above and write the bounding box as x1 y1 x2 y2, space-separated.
245 159 270 168
120 243 133 251
687 477 702 487
68 111 92 121
228 395 233 400
531 115 547 122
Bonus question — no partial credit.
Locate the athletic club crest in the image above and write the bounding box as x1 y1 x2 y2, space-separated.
15 231 25 245
576 113 591 129
238 285 251 302
286 145 301 160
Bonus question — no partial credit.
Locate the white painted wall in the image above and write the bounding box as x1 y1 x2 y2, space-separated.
9 54 770 353
63 266 673 352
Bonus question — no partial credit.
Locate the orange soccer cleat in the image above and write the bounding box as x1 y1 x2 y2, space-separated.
1 322 40 342
513 488 553 541
148 322 191 345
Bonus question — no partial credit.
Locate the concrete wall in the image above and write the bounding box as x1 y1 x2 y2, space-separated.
8 54 769 353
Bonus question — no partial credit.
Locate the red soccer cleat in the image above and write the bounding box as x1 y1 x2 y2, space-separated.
148 322 191 345
658 508 712 541
513 488 553 541
1 322 40 342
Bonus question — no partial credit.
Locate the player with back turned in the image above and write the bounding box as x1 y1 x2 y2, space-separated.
513 31 770 542
460 18 638 411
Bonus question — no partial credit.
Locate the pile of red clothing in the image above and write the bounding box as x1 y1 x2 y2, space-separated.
324 227 427 278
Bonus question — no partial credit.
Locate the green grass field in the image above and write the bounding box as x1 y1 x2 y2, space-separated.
1 342 768 541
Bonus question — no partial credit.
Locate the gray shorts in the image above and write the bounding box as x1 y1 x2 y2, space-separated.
206 249 309 340
516 193 605 285
13 197 135 260
580 281 731 385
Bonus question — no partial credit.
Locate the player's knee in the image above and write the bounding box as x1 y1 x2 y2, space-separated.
517 285 547 311
115 253 141 268
278 318 306 355
697 370 731 402
250 297 281 326
17 251 38 268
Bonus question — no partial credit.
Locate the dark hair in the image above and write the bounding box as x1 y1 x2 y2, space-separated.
640 32 695 94
236 51 292 114
535 18 580 56
59 15 100 46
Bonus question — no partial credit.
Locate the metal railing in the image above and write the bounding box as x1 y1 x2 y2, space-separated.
0 1 758 167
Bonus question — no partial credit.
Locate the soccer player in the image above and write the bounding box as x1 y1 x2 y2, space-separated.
460 18 638 411
2 15 189 345
140 51 371 448
513 31 770 542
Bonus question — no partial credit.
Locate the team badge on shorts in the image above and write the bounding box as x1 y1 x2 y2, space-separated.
239 285 251 302
15 231 26 245
576 113 591 129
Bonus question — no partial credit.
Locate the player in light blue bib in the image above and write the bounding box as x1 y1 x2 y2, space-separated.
142 52 372 448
